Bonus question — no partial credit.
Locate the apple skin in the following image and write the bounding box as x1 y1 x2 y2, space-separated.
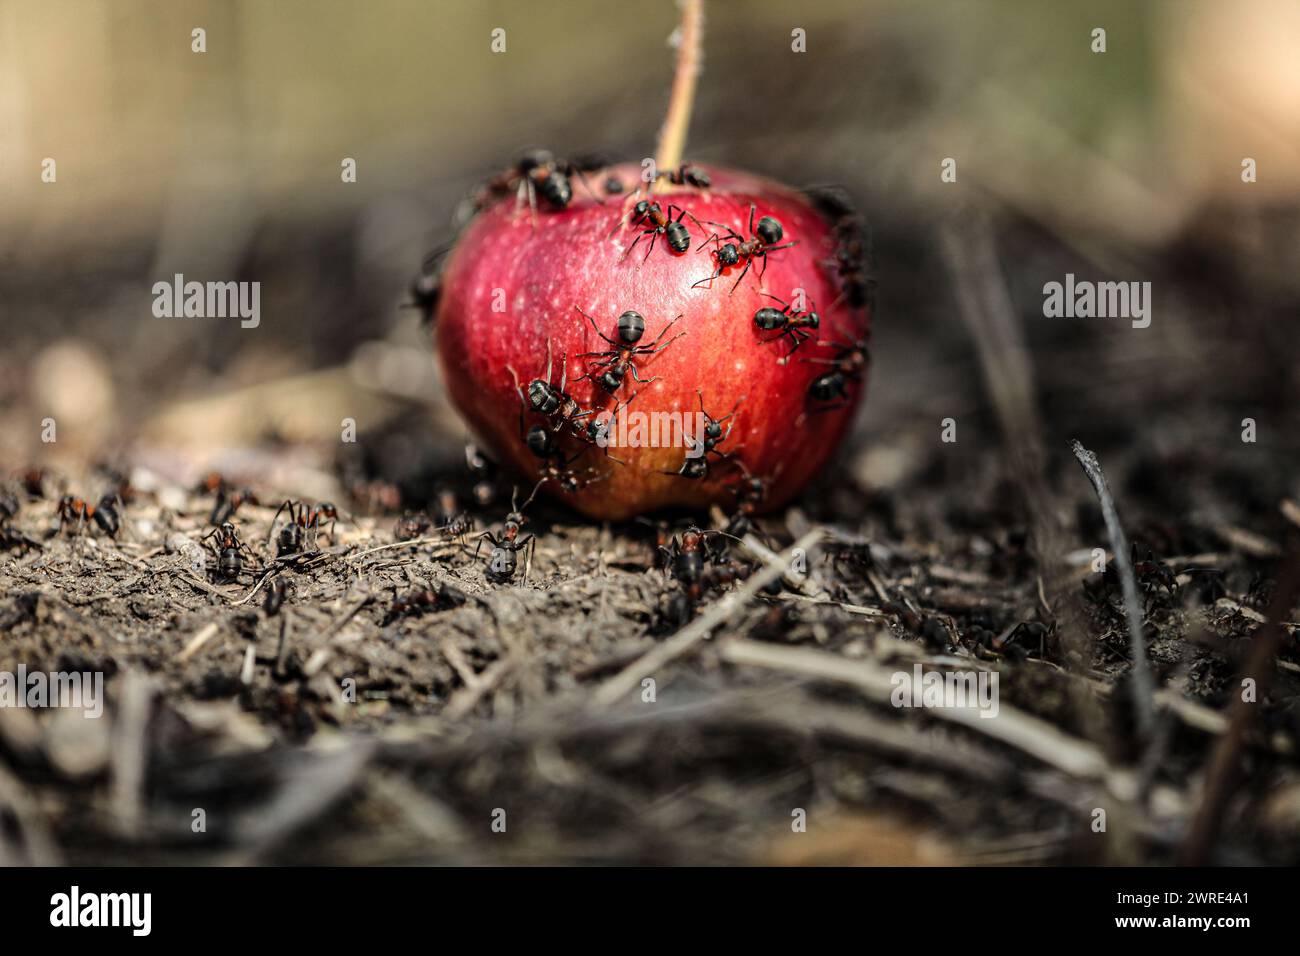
433 163 870 521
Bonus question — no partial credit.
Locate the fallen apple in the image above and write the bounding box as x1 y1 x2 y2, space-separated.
431 161 871 522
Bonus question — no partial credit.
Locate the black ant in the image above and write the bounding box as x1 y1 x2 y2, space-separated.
56 502 101 538
576 307 684 394
434 488 474 542
394 512 435 542
465 442 501 508
667 390 742 480
0 490 37 553
203 521 257 581
654 163 711 189
613 200 702 260
478 150 604 218
476 493 536 584
801 330 869 408
692 205 799 293
510 340 597 445
525 432 604 495
659 526 742 602
807 186 876 311
406 244 451 328
754 293 820 358
382 581 469 625
716 460 780 553
269 500 340 556
93 493 123 538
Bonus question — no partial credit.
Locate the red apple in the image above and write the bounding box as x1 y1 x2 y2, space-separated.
432 162 871 521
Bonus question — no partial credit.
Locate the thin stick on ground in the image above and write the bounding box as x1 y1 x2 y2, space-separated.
1070 439 1155 738
654 0 704 174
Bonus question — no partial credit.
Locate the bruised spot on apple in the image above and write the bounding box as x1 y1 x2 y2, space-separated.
433 163 871 521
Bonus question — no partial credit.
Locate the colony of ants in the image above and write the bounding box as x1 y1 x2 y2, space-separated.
0 153 872 649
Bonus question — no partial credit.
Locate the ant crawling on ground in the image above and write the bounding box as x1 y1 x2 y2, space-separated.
56 494 122 540
667 390 743 480
800 325 870 409
382 581 469 625
692 205 799 293
754 293 820 359
268 500 341 556
658 526 751 602
576 307 685 394
203 521 258 581
476 490 537 585
611 200 704 261
393 512 435 542
434 488 474 543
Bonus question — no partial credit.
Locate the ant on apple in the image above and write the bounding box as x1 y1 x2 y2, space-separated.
576 307 685 394
612 200 703 260
406 244 451 328
754 293 820 358
807 185 876 311
666 390 743 480
801 330 869 409
510 340 597 444
692 205 799 293
654 163 711 189
478 150 605 218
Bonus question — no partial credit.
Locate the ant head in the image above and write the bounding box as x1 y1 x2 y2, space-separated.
754 306 784 331
806 311 821 329
632 199 650 220
756 216 784 245
616 310 645 345
718 244 740 266
527 379 557 413
318 502 338 519
525 425 553 458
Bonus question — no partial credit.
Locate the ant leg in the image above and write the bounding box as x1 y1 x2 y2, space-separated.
641 229 659 262
569 166 606 205
267 500 293 552
576 306 619 347
691 269 721 290
646 313 684 349
748 204 757 236
627 364 658 385
728 258 752 294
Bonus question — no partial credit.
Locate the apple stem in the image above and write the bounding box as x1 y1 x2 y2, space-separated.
654 0 704 177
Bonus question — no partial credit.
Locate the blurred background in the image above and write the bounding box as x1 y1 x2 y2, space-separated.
0 0 1297 510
